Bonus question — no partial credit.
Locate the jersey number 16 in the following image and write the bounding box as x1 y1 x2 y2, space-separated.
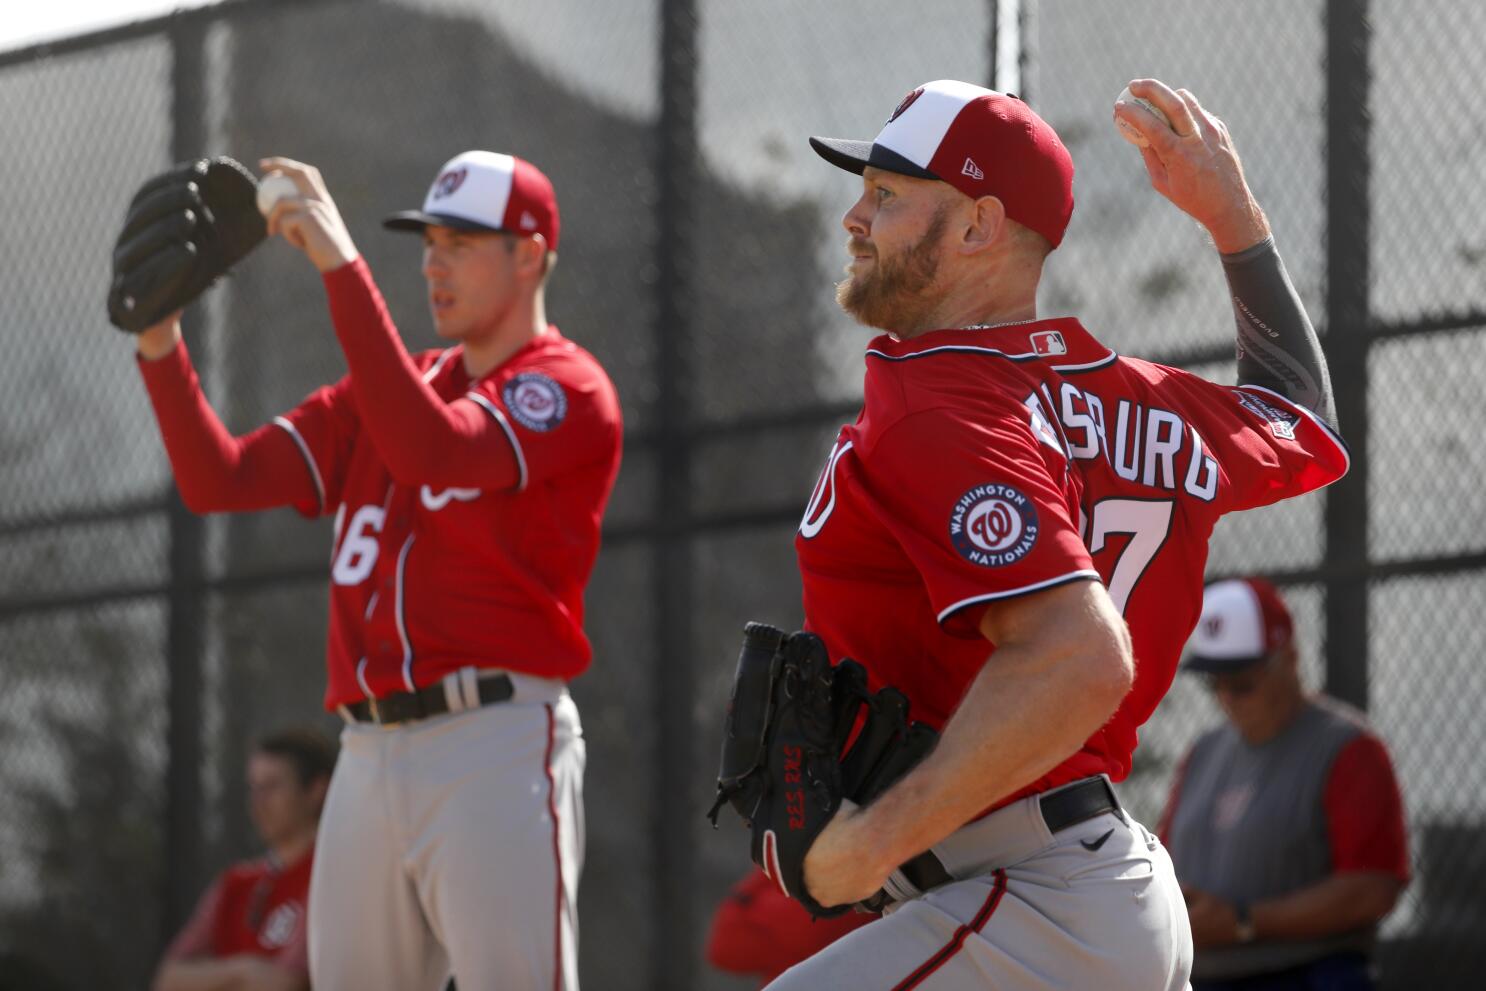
332 505 386 586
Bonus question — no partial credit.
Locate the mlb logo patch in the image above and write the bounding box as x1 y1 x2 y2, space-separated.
1031 330 1067 356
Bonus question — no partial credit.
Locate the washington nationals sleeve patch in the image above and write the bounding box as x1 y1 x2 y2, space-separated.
948 484 1040 567
1232 389 1299 441
503 372 569 432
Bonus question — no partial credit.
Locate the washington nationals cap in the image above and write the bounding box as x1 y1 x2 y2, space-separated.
384 150 560 251
1183 578 1295 674
809 79 1075 248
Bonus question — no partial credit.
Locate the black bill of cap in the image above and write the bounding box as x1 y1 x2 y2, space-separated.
1182 652 1268 675
382 210 504 233
808 137 940 181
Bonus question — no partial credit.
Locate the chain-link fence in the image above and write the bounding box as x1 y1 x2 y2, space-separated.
0 1 1481 989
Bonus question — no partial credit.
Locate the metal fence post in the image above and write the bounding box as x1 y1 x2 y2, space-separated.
987 0 1000 89
1018 0 1036 105
160 12 210 948
654 1 698 988
1323 0 1371 711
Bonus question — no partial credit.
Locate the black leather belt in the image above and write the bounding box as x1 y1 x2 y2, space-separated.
344 673 515 725
898 776 1121 893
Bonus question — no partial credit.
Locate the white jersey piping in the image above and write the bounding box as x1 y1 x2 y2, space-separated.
395 533 417 692
271 416 326 514
936 570 1102 624
466 391 529 492
421 347 459 382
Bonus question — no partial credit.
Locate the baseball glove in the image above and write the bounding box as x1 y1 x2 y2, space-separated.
708 622 938 917
106 156 267 333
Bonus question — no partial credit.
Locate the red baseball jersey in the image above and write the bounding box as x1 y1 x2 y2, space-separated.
163 849 314 971
138 260 622 709
795 329 1098 730
796 318 1348 807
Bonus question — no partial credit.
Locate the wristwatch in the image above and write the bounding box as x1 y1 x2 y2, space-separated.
1234 900 1257 944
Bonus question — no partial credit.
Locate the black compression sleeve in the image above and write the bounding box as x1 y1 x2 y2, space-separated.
1222 236 1337 429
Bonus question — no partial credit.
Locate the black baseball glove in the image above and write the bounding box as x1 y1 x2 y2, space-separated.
107 156 267 333
708 622 938 917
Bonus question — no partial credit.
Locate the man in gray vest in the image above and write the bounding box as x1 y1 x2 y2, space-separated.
1160 578 1410 990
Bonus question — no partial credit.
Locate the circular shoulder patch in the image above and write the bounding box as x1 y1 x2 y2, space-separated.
948 484 1040 567
502 372 568 432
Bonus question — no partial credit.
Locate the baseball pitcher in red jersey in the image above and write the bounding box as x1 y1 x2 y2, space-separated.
757 79 1347 988
133 151 621 989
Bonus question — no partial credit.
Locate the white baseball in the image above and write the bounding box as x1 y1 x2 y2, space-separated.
1115 86 1172 148
256 173 300 216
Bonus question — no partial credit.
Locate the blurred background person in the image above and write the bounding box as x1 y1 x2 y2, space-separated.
152 728 337 991
705 867 876 987
1160 578 1410 991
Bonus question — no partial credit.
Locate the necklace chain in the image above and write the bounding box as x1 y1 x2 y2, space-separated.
958 318 1039 332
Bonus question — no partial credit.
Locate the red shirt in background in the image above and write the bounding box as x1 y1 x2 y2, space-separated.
707 868 877 986
163 848 314 975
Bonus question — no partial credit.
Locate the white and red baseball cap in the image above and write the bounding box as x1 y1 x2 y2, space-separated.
1184 578 1295 673
810 79 1075 248
384 150 560 251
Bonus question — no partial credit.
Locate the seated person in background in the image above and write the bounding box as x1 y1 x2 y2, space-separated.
1160 578 1410 991
153 728 337 991
706 867 877 988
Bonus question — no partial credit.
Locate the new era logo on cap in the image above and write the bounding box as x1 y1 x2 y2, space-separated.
810 79 1076 247
383 150 561 250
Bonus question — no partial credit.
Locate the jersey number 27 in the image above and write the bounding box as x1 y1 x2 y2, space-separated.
1086 498 1174 616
